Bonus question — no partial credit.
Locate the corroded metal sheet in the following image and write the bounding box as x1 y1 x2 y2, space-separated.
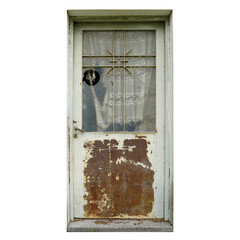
83 138 154 218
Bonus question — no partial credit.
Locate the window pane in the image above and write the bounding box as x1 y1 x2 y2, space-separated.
82 30 156 132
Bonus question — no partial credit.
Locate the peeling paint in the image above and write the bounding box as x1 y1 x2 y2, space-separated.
83 138 154 218
135 135 147 139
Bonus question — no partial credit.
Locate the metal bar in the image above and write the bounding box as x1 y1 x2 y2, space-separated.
83 65 156 68
106 49 113 55
112 31 115 131
125 49 132 56
83 55 156 57
106 67 113 74
125 67 133 74
123 30 126 131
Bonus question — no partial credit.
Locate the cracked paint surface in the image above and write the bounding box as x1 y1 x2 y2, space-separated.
83 138 154 218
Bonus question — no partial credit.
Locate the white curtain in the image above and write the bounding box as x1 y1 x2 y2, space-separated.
83 30 156 132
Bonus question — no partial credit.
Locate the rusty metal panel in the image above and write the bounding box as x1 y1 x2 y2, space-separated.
73 133 161 219
83 138 154 218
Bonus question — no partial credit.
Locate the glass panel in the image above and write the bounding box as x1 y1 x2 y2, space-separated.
83 57 155 67
83 31 113 56
126 31 156 56
113 68 124 131
82 67 113 132
83 57 112 67
125 57 155 66
82 30 156 132
114 31 124 57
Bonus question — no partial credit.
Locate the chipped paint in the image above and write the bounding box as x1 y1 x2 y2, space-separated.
135 135 147 139
83 138 154 218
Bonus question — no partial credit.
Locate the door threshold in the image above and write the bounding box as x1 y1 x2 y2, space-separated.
67 218 173 232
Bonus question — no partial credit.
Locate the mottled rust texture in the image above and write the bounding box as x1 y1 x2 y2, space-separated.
83 139 154 218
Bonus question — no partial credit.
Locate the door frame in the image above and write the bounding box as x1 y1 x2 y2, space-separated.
67 9 173 231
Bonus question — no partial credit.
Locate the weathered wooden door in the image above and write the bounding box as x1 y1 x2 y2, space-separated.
73 22 165 219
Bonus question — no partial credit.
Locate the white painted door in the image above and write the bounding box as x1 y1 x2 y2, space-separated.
73 22 165 219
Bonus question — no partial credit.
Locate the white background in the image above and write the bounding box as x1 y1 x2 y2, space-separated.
0 0 240 239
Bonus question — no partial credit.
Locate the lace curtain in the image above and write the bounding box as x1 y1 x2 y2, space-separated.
82 30 156 132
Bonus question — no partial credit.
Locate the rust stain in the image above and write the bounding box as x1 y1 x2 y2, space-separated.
94 219 112 224
94 219 126 224
93 218 165 224
147 218 165 222
74 218 166 224
135 135 147 139
83 139 154 218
